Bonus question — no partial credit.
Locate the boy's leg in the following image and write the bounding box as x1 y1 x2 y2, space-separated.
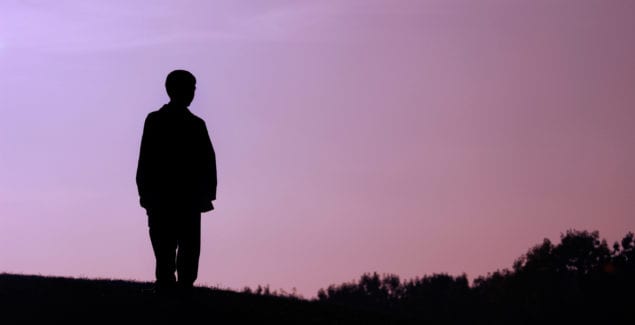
149 210 178 289
176 211 201 288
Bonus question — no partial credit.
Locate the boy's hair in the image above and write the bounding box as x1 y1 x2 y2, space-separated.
165 70 196 99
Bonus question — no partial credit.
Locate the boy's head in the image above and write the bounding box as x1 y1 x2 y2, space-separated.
165 70 196 107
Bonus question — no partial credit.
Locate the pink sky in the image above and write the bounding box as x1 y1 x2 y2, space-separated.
1 0 634 297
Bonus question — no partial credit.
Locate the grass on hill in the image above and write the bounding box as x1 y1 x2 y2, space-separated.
0 273 404 324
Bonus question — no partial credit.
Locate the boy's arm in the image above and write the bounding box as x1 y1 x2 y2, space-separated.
136 114 155 209
200 120 217 211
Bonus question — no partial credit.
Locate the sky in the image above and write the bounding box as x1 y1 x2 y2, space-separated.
1 0 634 298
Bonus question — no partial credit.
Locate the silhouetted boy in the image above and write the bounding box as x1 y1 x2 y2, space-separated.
136 70 217 293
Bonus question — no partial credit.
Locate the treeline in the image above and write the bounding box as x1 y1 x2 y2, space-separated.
316 230 635 323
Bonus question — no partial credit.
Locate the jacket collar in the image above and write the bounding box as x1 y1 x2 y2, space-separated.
160 103 192 115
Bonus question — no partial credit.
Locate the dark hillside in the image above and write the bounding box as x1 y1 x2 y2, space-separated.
2 230 633 324
0 273 401 324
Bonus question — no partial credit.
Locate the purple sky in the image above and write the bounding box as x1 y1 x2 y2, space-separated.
1 0 634 297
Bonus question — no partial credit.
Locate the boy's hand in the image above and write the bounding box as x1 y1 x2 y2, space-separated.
200 201 214 212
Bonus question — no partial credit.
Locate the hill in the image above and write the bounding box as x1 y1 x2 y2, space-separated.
0 273 401 324
2 230 633 324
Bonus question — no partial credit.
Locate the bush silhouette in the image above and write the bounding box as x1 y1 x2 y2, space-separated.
317 229 635 323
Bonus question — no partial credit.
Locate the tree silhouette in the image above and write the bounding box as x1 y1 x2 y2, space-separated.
317 229 635 323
